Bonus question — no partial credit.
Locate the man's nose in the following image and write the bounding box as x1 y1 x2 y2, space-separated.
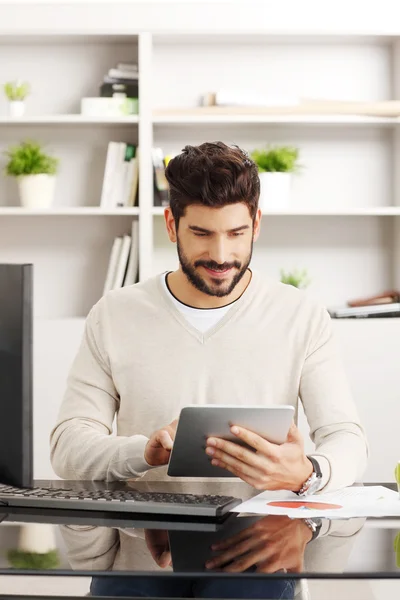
208 237 228 265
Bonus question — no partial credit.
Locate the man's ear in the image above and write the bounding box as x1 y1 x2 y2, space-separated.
253 208 262 242
164 207 177 243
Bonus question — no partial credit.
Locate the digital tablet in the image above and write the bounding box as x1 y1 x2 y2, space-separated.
167 405 295 478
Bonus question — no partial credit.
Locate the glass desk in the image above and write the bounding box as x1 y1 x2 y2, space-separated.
0 481 399 599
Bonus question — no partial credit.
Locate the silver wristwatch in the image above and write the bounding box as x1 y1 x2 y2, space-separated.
303 517 322 541
297 456 322 497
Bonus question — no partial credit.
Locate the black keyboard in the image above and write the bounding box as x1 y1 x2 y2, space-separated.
0 484 241 518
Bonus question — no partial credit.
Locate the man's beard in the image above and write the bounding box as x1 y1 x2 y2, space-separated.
177 237 253 298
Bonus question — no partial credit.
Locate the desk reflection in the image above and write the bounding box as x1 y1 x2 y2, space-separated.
59 514 364 599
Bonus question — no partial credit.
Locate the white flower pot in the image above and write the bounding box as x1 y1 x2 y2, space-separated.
18 523 56 554
18 174 56 209
259 172 292 211
8 101 25 118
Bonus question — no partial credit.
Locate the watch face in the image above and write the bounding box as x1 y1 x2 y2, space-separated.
307 477 322 496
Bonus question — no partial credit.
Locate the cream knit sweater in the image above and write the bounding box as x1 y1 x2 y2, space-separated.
50 271 368 492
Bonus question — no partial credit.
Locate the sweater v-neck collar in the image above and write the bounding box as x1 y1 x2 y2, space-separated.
156 270 258 344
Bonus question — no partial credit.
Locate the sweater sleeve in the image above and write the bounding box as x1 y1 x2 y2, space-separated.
299 306 368 493
49 300 154 481
59 525 119 571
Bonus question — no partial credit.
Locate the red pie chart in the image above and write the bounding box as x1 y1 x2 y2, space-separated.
267 501 342 510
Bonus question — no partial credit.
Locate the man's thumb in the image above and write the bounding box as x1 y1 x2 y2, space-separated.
286 422 301 443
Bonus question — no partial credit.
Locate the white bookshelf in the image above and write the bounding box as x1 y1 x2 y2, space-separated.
1 31 400 316
0 207 145 218
153 114 396 126
1 23 400 483
0 207 140 216
0 33 140 318
152 206 400 216
149 33 400 308
0 115 139 125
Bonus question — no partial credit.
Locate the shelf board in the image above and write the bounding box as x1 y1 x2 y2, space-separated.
2 207 398 217
152 114 396 126
262 207 400 216
0 114 395 127
152 207 400 216
0 207 139 216
0 115 139 125
152 207 167 215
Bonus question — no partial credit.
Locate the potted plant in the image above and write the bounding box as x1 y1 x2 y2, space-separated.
3 80 30 117
280 268 310 289
4 140 59 209
7 524 60 570
251 145 300 210
395 462 400 499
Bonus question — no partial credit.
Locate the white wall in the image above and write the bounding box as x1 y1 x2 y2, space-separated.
34 319 85 480
1 1 400 36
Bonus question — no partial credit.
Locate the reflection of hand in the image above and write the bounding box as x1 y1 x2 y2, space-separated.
205 515 312 573
145 419 178 467
144 529 172 569
206 423 312 491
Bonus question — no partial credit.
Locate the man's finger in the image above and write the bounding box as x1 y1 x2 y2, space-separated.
207 536 260 569
207 438 272 471
165 419 179 441
166 425 177 441
220 545 272 573
256 555 284 574
212 459 266 489
212 528 253 551
229 427 278 457
156 430 173 450
209 450 265 480
286 422 302 444
158 551 172 568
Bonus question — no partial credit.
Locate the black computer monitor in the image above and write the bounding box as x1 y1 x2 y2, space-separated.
0 264 33 488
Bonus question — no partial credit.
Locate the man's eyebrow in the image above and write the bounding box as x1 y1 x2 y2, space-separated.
227 225 250 233
188 225 212 233
188 225 250 234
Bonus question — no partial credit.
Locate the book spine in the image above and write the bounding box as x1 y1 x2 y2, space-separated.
100 142 120 209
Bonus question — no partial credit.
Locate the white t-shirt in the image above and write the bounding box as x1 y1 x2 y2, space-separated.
161 272 233 333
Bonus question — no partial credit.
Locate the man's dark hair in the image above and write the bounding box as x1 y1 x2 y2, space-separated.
164 141 260 225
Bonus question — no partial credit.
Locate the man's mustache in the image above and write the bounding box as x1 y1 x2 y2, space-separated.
194 261 241 272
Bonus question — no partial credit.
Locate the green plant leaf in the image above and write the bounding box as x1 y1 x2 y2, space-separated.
7 549 60 570
251 145 300 173
394 463 400 485
280 268 310 289
3 140 59 176
3 80 30 101
394 532 400 568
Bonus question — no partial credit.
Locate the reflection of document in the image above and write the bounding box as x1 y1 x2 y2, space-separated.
231 486 400 518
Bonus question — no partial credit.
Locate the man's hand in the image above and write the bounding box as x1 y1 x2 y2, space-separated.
205 515 312 573
205 422 313 491
145 419 178 467
145 529 171 569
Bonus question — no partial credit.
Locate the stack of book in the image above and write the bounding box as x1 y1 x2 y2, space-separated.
80 62 139 117
153 148 175 207
329 291 400 318
100 142 139 209
100 61 139 114
103 220 139 295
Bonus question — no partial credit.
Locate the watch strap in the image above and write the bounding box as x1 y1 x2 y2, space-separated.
307 455 322 479
296 456 322 496
303 518 322 542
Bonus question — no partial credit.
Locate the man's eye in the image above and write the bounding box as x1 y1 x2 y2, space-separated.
194 233 208 237
231 232 244 237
